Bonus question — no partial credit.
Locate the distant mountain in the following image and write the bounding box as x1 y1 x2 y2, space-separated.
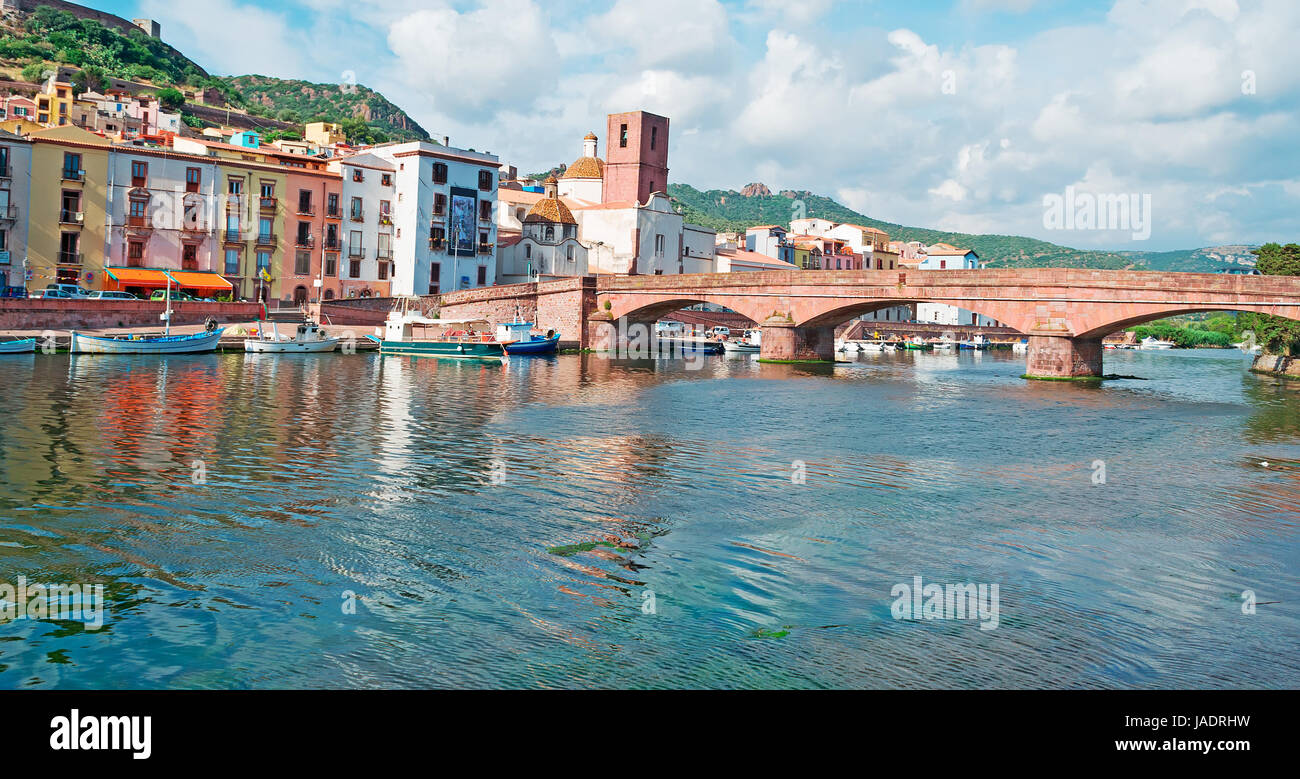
668 183 1257 273
222 75 430 144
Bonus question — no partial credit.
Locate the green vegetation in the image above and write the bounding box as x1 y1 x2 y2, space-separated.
2 6 208 87
1238 243 1300 356
1129 322 1235 348
223 75 429 144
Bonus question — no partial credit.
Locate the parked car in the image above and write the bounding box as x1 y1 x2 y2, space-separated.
150 290 198 302
655 320 685 335
31 288 74 299
46 283 90 298
0 285 26 298
87 291 139 300
707 326 731 338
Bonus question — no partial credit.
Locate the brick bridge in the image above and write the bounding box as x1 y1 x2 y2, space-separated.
434 269 1300 378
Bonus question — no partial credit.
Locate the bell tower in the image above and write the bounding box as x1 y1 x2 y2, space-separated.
603 110 669 205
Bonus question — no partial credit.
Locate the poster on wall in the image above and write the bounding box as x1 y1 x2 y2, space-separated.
449 188 477 257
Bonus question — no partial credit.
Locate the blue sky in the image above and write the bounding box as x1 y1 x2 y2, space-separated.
87 1 1300 251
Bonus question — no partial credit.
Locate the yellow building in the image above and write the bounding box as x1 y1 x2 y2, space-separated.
304 122 344 147
26 126 111 291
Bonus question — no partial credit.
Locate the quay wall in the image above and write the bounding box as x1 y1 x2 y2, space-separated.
0 299 264 332
1250 353 1300 378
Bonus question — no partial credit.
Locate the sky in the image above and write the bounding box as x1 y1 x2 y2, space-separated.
89 0 1300 252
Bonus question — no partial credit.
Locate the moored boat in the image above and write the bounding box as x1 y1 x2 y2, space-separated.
1012 339 1029 354
70 327 225 354
0 338 35 354
497 316 560 355
366 297 508 359
1139 336 1176 350
958 335 989 350
244 320 339 353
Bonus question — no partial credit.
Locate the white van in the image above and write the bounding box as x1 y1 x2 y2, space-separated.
87 291 139 300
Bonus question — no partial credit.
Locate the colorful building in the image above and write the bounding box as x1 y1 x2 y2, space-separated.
0 129 32 290
26 125 111 290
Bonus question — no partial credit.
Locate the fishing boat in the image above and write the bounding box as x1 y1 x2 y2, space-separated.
659 337 725 355
723 329 761 353
497 311 560 355
70 275 224 355
1139 336 1176 350
365 297 507 359
0 338 35 354
958 335 989 350
860 341 884 353
902 337 930 351
244 320 339 353
70 325 224 354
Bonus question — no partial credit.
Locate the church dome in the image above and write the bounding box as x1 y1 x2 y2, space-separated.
524 191 577 225
561 155 604 180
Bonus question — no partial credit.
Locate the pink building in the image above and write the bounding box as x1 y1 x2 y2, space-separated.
603 110 669 205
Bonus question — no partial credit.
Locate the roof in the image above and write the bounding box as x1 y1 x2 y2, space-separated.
746 225 784 231
524 195 577 225
925 245 975 256
561 155 604 179
716 248 798 270
584 131 597 141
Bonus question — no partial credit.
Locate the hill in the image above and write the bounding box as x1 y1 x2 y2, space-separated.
668 183 1254 272
0 2 428 143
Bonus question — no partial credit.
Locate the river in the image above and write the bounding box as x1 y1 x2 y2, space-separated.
0 347 1297 688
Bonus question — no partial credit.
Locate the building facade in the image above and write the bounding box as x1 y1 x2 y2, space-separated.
0 130 32 290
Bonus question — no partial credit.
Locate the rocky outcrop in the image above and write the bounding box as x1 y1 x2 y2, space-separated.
1250 353 1300 377
740 182 771 197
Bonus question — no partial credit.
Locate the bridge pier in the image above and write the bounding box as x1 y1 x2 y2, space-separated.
759 320 837 363
1024 335 1104 380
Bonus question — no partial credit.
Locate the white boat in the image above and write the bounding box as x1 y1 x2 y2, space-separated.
1139 336 1176 350
880 342 897 352
723 328 761 353
0 338 35 354
860 342 884 353
70 327 224 354
244 320 339 353
1012 339 1029 354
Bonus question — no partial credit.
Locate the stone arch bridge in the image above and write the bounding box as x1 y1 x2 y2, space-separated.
434 269 1300 378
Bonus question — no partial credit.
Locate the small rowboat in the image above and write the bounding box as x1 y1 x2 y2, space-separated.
70 328 225 354
0 338 35 354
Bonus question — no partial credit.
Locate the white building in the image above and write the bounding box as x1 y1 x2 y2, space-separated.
497 177 587 284
368 141 499 295
912 244 1000 327
329 152 397 295
0 129 31 290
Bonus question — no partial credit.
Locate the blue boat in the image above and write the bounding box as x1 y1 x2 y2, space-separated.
496 312 559 355
0 338 35 354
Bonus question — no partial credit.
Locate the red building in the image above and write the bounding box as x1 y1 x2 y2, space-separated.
602 110 669 205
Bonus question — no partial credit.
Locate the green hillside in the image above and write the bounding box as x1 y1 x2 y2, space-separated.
668 183 1255 272
223 75 430 144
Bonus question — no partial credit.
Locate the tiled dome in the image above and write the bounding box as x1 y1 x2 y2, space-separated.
561 155 604 179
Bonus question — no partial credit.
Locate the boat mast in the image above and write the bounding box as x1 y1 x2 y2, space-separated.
164 274 172 336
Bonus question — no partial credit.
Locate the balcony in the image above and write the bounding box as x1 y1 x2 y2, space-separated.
477 243 492 255
224 229 244 243
428 237 445 251
376 247 393 260
350 211 364 223
295 233 314 249
378 214 393 227
347 245 366 259
0 204 16 222
57 252 83 265
323 238 341 251
61 169 84 182
0 164 10 179
255 232 277 246
296 203 315 216
325 208 341 219
58 211 85 225
182 220 207 232
259 197 277 212
125 214 152 231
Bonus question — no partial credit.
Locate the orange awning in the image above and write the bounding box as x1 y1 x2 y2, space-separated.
166 271 234 291
104 267 171 287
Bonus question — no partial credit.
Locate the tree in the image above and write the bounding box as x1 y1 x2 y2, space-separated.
71 66 107 95
154 87 185 111
1239 243 1300 355
21 61 50 83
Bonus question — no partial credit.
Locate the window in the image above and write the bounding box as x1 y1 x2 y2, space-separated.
349 230 363 257
651 126 657 150
432 163 447 184
432 193 446 216
479 200 491 220
228 178 243 195
379 200 391 224
298 190 313 214
478 170 493 190
566 245 574 263
619 124 628 147
62 152 81 178
182 244 198 270
224 248 240 275
0 229 7 254
429 262 440 293
185 167 200 193
377 262 388 280
939 260 947 270
256 251 271 271
654 234 665 257
127 241 144 265
350 197 363 221
381 173 392 187
131 161 147 187
429 226 445 249
327 193 340 216
0 146 9 177
524 244 531 260
479 230 489 252
295 250 310 275
260 182 274 199
324 254 337 277
477 266 487 285
60 190 80 223
258 217 273 242
349 259 361 278
351 168 363 182
377 233 391 259
325 223 339 249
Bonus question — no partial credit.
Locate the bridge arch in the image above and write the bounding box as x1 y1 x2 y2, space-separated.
1074 305 1300 340
600 293 768 326
795 298 1036 333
